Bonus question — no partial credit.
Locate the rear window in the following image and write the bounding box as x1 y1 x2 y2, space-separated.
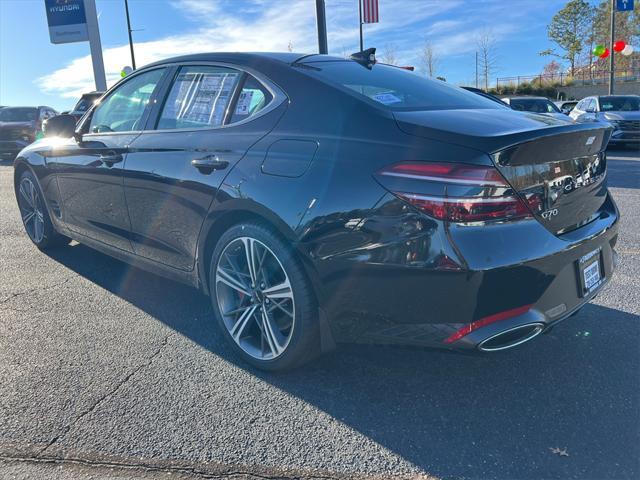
509 99 561 114
0 107 37 122
297 61 506 111
599 96 640 112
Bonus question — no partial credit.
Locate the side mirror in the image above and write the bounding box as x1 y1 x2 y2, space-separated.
43 114 77 138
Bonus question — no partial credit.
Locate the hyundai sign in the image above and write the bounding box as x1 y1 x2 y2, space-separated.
45 0 89 44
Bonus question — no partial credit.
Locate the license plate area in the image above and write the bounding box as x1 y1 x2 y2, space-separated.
577 248 604 297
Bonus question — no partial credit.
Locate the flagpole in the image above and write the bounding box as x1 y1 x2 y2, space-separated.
359 0 364 51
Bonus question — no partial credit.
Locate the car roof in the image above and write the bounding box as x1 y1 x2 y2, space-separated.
143 52 347 70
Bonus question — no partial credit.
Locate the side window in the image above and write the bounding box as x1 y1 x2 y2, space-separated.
89 68 165 133
157 66 241 130
229 75 273 124
585 99 596 112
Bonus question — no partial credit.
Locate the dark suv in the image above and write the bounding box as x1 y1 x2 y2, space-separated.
0 106 58 160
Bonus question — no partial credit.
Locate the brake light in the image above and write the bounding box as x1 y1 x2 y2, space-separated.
376 162 533 223
443 304 533 344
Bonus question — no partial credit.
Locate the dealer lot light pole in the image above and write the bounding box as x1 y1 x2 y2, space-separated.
315 0 328 54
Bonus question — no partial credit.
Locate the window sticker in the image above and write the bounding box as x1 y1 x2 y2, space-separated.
372 91 402 105
235 90 254 115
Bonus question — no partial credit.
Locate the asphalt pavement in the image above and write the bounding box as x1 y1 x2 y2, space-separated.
0 149 638 480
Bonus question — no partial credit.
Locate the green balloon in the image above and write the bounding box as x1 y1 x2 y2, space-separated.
593 45 606 56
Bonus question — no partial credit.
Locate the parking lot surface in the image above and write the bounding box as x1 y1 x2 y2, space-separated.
1 149 638 480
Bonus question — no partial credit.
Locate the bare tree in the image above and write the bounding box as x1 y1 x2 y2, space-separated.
476 30 499 90
380 43 399 65
287 40 293 53
420 40 440 78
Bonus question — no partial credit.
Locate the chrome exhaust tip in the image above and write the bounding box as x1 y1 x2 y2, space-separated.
478 323 545 352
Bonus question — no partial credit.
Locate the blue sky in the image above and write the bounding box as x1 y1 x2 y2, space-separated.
1 0 578 111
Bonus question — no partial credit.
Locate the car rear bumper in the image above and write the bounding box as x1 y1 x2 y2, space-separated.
318 192 619 351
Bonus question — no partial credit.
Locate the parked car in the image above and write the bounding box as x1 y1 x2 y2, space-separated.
461 87 509 107
570 95 640 148
64 91 104 122
501 96 569 120
0 106 57 160
554 100 578 115
14 52 618 370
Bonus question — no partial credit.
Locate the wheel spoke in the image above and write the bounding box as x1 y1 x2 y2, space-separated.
267 298 294 318
216 266 251 296
260 308 284 357
34 212 44 242
262 279 293 300
22 210 35 225
230 305 258 341
242 237 258 285
19 182 33 208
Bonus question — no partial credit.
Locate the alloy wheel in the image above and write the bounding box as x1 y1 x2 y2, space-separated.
18 177 45 244
215 236 295 360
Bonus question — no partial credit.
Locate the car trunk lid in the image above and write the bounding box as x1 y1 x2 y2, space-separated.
394 109 612 235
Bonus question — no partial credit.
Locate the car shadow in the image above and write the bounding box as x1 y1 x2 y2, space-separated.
44 243 640 480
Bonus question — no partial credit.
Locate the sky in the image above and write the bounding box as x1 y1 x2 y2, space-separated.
0 0 579 111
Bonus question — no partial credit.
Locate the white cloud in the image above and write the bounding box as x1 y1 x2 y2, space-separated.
36 0 546 99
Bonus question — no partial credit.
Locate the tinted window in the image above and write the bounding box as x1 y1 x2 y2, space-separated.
89 68 164 133
509 99 561 113
599 96 640 112
157 66 241 130
0 107 38 122
298 61 505 111
229 75 273 124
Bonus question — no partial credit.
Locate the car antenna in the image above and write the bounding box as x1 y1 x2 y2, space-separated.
350 47 376 69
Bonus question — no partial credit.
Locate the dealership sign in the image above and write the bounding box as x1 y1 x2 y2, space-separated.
44 0 89 44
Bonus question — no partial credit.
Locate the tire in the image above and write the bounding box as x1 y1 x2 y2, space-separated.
209 222 320 371
16 170 70 250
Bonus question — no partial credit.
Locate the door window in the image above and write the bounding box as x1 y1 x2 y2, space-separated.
229 75 273 124
157 66 241 130
89 68 165 133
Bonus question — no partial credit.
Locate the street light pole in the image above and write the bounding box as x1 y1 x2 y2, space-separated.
358 0 364 51
608 0 616 95
124 0 136 69
315 0 328 54
475 51 479 88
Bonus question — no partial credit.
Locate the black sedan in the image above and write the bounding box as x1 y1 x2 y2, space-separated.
14 52 618 371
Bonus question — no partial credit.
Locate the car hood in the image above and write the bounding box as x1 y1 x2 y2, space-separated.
394 108 587 153
602 111 640 121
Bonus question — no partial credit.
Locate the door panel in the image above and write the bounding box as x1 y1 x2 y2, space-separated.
52 135 137 251
48 67 167 252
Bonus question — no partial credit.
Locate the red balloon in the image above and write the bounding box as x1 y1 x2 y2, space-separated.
613 41 626 52
599 48 610 59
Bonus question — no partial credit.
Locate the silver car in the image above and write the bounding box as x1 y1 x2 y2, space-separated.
570 95 640 148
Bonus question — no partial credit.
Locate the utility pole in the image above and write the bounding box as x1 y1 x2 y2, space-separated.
84 0 107 91
358 0 364 51
315 0 328 54
608 0 615 94
124 0 136 69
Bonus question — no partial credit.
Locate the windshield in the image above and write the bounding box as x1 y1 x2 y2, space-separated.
297 61 507 111
599 96 640 112
0 107 37 122
509 99 561 114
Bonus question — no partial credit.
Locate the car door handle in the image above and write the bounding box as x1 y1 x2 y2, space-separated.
191 155 228 174
100 152 123 166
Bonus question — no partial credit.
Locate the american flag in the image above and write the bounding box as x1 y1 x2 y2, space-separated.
362 0 379 24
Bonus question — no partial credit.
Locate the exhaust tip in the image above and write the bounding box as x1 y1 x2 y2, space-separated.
478 323 544 352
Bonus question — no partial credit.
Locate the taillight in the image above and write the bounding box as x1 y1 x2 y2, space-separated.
376 162 534 223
